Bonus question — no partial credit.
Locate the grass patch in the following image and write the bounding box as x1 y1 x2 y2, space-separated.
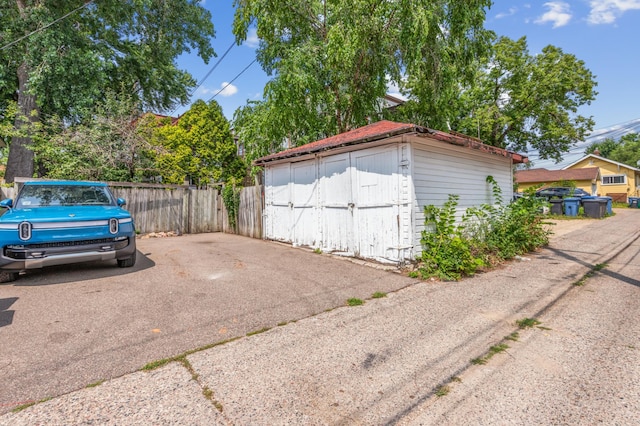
142 337 242 371
86 380 104 388
12 397 52 413
247 327 271 337
575 263 608 286
574 276 588 286
488 343 509 355
313 248 322 254
407 271 419 279
347 298 364 306
12 402 36 413
471 357 487 365
516 318 541 329
505 332 520 341
179 357 224 412
537 326 552 331
471 343 510 366
142 358 173 371
371 292 387 299
435 385 451 397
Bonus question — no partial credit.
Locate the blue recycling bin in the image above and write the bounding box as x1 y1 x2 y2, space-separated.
597 196 612 215
629 196 640 208
563 197 580 217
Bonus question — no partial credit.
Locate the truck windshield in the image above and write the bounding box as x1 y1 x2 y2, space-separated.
16 185 114 208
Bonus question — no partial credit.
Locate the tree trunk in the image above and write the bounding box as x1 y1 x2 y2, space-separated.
5 61 38 183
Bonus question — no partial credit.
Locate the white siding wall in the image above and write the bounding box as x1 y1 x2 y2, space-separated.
263 137 515 263
411 138 514 255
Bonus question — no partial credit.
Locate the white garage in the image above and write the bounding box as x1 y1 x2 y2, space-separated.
254 121 527 263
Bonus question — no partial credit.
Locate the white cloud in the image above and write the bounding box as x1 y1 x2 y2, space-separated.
496 7 518 19
218 82 238 97
535 1 572 27
588 0 640 24
244 28 260 48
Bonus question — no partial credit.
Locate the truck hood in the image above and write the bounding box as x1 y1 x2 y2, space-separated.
0 206 132 223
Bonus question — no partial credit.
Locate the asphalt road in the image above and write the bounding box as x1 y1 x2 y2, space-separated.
400 216 640 424
0 233 415 414
1 211 639 424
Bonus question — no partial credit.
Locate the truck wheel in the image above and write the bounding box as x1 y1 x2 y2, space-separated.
0 271 19 283
117 251 136 268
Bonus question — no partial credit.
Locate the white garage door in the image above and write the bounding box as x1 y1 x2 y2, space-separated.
352 148 399 259
265 145 404 262
264 160 318 246
320 153 353 253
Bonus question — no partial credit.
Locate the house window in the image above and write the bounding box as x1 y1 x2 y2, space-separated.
602 175 626 185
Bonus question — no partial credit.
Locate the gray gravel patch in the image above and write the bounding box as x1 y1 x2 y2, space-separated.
0 362 225 425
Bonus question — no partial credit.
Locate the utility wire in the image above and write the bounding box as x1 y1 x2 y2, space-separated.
169 39 237 115
189 40 236 98
1 1 93 51
207 58 257 102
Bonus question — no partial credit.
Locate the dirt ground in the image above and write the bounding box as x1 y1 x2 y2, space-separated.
545 216 599 239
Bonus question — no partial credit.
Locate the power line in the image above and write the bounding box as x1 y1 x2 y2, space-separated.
189 40 236 97
207 58 257 102
1 1 93 51
169 39 237 115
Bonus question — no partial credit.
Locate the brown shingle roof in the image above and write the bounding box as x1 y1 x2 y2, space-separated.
515 167 599 184
253 120 527 165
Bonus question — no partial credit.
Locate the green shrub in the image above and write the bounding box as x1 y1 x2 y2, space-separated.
418 195 484 281
417 176 550 280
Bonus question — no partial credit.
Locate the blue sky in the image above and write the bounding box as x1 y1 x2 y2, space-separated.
174 1 640 132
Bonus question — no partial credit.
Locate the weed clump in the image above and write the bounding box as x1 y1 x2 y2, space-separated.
416 176 550 281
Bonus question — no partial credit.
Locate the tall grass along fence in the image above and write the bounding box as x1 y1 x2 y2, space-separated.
0 180 263 238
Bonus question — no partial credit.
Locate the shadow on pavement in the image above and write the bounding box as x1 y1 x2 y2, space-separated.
9 250 155 287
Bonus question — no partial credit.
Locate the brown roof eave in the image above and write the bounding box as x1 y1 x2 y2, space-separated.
421 130 528 164
253 126 420 166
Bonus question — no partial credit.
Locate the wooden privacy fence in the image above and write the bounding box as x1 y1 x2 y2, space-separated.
0 181 264 238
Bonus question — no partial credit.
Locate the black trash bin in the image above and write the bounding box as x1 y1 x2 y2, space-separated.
583 199 607 218
549 198 563 215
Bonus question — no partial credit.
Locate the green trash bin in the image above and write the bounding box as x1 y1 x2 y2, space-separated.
563 197 580 217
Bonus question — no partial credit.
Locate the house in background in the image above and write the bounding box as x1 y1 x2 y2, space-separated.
562 154 640 202
254 120 526 263
515 167 600 195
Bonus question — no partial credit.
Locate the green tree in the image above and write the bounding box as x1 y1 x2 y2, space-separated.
156 100 244 186
232 0 492 153
450 36 597 162
34 91 166 182
0 0 216 182
608 133 640 167
584 138 619 158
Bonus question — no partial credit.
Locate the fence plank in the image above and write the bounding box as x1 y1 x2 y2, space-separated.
238 185 263 238
1 182 263 238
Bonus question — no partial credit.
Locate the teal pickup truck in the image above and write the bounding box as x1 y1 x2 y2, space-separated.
0 181 136 282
